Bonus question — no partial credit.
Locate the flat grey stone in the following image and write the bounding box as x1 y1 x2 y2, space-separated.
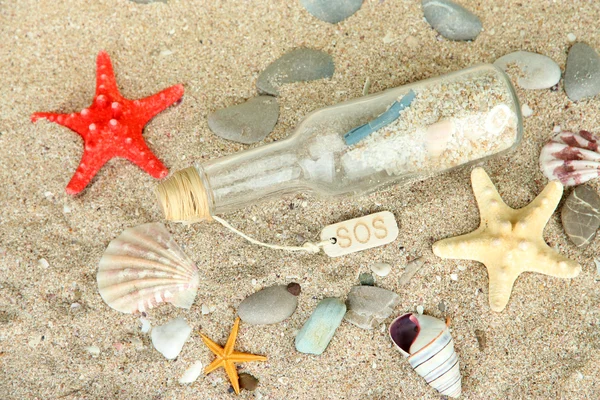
256 48 334 96
494 51 561 90
399 257 425 285
565 43 600 101
208 96 279 144
422 0 482 41
295 298 346 355
344 286 400 330
561 185 600 247
300 0 363 24
238 285 298 325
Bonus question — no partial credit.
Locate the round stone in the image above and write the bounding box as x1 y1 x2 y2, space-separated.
256 48 334 96
421 0 482 41
207 96 279 144
494 51 561 90
300 0 363 24
237 284 299 325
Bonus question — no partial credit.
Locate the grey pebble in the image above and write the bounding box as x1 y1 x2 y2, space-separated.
256 48 334 96
438 300 446 313
565 43 600 101
208 96 279 144
359 272 375 286
344 286 400 330
399 257 425 285
300 0 363 24
237 284 298 325
295 298 346 355
561 185 600 247
422 0 482 41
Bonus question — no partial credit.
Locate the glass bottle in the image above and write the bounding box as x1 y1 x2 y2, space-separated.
157 64 522 222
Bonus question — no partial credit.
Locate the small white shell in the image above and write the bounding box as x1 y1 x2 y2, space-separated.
540 130 600 186
97 223 199 314
389 313 461 398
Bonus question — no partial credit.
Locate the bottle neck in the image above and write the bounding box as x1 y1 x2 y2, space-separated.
201 139 307 214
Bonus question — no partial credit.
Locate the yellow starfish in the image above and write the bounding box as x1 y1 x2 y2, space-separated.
201 317 267 394
433 167 581 312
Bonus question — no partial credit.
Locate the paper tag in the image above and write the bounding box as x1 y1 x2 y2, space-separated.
320 211 399 257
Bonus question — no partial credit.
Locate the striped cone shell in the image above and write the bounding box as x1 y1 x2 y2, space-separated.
97 223 199 314
389 313 461 398
540 130 600 186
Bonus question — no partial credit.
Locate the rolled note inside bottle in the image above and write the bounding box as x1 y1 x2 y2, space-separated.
157 64 522 223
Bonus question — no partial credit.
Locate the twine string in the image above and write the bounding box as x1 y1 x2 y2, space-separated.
212 216 332 254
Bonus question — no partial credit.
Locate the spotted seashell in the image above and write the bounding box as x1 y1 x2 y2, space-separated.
389 313 461 398
540 130 600 186
97 223 199 314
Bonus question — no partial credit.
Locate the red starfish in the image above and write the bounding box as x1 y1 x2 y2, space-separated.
32 50 184 195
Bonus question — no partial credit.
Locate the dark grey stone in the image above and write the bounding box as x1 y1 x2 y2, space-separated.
300 0 363 24
208 96 279 144
256 48 334 96
565 43 600 101
561 185 600 247
359 272 375 286
422 0 482 41
344 286 400 329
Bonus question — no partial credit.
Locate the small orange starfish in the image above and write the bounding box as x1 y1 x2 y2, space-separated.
201 317 267 394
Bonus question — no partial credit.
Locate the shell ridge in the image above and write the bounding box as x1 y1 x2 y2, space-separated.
99 255 196 278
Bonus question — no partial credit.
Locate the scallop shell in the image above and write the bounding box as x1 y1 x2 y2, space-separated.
97 223 199 314
540 130 600 186
389 313 461 398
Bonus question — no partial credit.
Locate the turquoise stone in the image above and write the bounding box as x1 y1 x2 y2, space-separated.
295 298 346 355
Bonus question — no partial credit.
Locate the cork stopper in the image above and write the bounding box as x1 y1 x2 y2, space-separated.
155 166 213 223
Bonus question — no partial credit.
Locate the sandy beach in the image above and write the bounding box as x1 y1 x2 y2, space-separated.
1 0 600 399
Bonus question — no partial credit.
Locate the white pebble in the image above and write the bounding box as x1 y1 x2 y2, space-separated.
179 361 203 384
63 204 71 213
130 337 143 350
371 262 392 277
457 264 467 271
521 104 534 117
436 275 442 281
140 317 151 334
450 273 459 281
201 304 210 315
278 376 289 385
251 279 257 285
84 345 100 356
567 33 577 42
553 125 562 133
416 305 424 315
151 317 192 360
44 191 54 199
38 258 49 269
70 302 81 309
576 371 584 380
594 257 600 276
28 336 42 348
